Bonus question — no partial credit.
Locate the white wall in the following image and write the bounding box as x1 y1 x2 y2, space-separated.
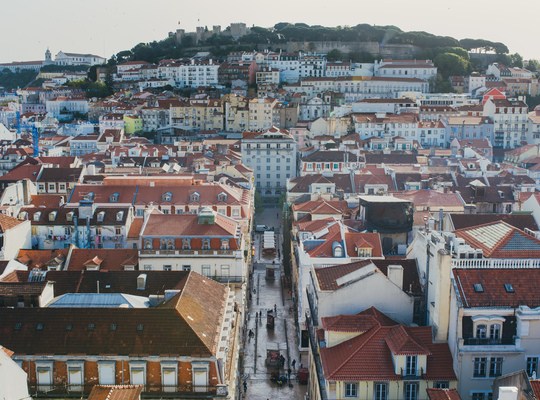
0 346 30 400
3 220 31 260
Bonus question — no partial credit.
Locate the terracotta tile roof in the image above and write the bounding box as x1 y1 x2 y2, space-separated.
292 200 353 216
354 173 394 192
142 212 238 239
0 214 24 232
320 308 455 381
88 385 143 400
127 218 144 239
345 232 383 258
0 282 47 296
453 268 540 308
66 249 139 271
288 174 353 194
385 325 431 355
301 150 361 163
449 213 538 232
364 153 418 165
393 190 464 209
314 260 373 290
455 221 540 258
30 194 65 208
530 380 540 399
0 164 41 182
0 271 226 357
426 388 462 400
17 249 69 270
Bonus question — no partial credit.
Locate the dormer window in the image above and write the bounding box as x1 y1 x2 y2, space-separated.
97 211 105 223
66 211 74 222
221 239 230 250
190 192 200 202
217 192 228 202
182 238 191 250
116 211 124 221
332 243 343 258
162 191 173 202
48 211 57 222
109 192 119 203
405 355 417 376
202 238 210 250
34 211 42 222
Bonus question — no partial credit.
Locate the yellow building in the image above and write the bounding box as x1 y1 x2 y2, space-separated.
123 115 143 134
308 307 457 400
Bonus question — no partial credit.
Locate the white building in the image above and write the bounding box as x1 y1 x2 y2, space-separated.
374 59 437 81
241 127 297 197
55 51 106 66
0 214 31 260
483 98 528 148
45 97 89 118
0 345 30 400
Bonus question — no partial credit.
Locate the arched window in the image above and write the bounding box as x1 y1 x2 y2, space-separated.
144 239 152 249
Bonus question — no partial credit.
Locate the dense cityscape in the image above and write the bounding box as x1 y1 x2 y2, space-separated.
1 19 540 400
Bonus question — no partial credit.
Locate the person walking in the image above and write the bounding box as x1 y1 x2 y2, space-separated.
292 359 296 370
243 380 247 393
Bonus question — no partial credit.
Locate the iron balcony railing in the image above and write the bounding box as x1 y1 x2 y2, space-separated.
30 383 228 398
463 337 516 346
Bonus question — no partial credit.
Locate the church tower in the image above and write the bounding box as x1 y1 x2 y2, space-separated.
44 48 53 65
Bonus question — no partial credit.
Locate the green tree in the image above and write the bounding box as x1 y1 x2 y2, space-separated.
326 49 344 61
254 190 264 214
434 52 470 77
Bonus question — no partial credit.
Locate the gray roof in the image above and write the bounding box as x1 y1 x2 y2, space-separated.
47 293 150 308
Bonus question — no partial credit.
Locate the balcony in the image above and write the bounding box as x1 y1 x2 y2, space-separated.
140 249 236 256
462 337 516 346
401 367 424 379
30 383 228 398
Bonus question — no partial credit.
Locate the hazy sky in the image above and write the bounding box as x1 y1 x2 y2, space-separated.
1 0 539 63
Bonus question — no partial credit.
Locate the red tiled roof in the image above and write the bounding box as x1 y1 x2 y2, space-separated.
453 268 540 308
320 308 456 381
0 271 227 357
426 389 462 400
0 214 24 232
66 249 138 271
127 218 144 239
455 221 540 258
142 212 238 240
17 249 69 270
385 325 431 355
88 385 143 400
530 380 540 399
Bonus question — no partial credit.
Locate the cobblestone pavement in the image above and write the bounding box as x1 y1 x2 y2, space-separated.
240 207 307 400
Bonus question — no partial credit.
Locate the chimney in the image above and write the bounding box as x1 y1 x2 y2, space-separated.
497 387 518 400
387 264 404 290
137 273 147 290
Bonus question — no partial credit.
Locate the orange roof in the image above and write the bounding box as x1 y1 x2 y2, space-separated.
0 214 24 232
88 385 143 400
427 389 462 400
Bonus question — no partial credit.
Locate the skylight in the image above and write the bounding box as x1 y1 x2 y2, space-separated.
473 283 484 293
504 283 515 293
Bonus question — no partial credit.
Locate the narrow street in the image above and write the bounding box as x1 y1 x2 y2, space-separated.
240 207 307 400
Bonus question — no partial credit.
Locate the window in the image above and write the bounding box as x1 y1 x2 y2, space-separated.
202 265 211 277
474 357 487 377
490 324 501 340
182 238 190 250
130 362 146 385
527 357 538 377
182 265 191 272
345 382 357 397
67 361 84 391
202 239 210 250
221 240 229 250
472 393 493 400
404 382 418 400
434 381 449 389
476 324 487 339
374 382 388 400
161 362 178 393
98 362 115 385
405 356 417 376
163 265 172 271
489 357 503 377
36 361 53 391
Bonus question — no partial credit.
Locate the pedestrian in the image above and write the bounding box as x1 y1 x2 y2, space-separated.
276 212 279 219
253 288 256 294
243 380 247 393
292 359 296 370
287 367 291 382
274 303 277 313
255 311 258 320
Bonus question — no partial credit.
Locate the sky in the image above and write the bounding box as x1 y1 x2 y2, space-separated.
1 0 539 64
